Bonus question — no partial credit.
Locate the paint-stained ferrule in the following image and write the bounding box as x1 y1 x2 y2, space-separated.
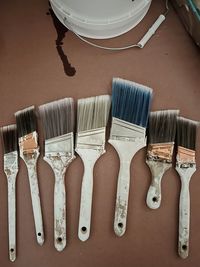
76 127 106 153
44 132 76 168
147 142 174 163
176 146 196 168
4 151 18 180
18 131 39 157
110 117 146 143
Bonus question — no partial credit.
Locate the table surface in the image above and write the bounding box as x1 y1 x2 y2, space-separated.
0 0 200 266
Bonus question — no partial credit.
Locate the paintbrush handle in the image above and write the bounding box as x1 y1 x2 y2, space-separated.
109 139 146 237
54 170 66 251
7 173 17 262
23 152 44 246
176 166 196 259
114 158 131 237
44 153 75 251
4 153 18 262
76 149 102 242
146 161 171 209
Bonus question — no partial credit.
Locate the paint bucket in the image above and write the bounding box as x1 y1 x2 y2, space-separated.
50 0 152 39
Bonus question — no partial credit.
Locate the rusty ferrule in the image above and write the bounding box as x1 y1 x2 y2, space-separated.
19 131 39 155
176 146 196 168
147 142 174 163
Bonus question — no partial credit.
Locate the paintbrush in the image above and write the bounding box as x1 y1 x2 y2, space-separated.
15 106 44 245
109 77 152 237
1 125 18 262
76 95 111 241
39 98 75 251
176 117 199 259
146 110 179 209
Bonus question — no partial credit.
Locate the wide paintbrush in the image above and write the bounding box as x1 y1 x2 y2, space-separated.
39 98 75 251
76 95 111 241
109 77 152 237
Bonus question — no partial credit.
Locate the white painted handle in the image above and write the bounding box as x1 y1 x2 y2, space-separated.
114 159 131 237
146 161 171 209
54 171 66 251
109 139 146 237
179 178 190 259
7 175 17 262
26 163 44 246
176 166 196 259
146 183 162 209
76 149 102 241
138 15 166 48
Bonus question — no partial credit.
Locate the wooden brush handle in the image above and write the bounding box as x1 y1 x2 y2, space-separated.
76 149 102 242
176 166 196 259
146 161 171 209
24 153 44 246
7 173 17 262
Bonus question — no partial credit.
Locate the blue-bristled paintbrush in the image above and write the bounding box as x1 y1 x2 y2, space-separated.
109 78 153 237
176 117 199 259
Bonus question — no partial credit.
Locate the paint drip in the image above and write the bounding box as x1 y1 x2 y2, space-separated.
47 4 76 77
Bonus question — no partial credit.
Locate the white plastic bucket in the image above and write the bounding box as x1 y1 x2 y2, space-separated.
50 0 152 39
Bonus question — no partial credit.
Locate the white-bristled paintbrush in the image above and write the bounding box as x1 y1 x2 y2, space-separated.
146 110 179 209
176 117 199 259
1 125 18 262
15 106 44 245
39 98 75 251
76 95 111 241
109 78 153 237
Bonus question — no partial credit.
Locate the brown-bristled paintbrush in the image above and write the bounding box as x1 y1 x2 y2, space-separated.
15 106 44 245
39 98 75 251
1 125 18 262
146 110 179 209
176 117 199 259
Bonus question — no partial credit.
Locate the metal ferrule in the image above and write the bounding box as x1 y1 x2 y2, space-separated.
176 146 196 168
147 142 174 163
109 117 146 143
4 151 18 178
19 131 39 160
76 127 106 153
44 132 75 164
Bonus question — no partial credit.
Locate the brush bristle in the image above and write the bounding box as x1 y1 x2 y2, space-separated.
1 124 18 153
77 95 111 132
15 106 37 137
147 110 179 144
176 117 199 150
112 78 152 128
39 98 74 140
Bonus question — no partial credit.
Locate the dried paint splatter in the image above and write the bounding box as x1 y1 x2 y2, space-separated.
47 5 76 77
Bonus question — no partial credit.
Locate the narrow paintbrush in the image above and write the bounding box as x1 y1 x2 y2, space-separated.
39 98 75 251
146 110 179 209
1 125 18 262
15 106 44 245
76 95 111 241
109 78 152 237
176 117 199 259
